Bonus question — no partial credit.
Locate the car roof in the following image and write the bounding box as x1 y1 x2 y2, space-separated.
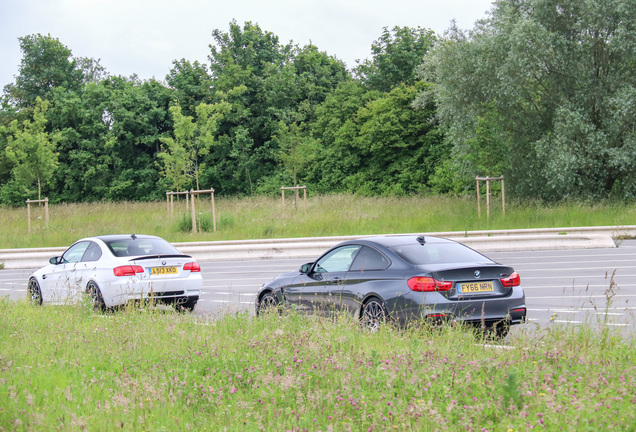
90 234 162 242
350 235 456 248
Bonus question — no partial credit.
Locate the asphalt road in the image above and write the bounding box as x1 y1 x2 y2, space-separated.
2 240 634 334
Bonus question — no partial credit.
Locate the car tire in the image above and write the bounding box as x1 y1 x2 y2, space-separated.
27 278 42 306
174 297 198 313
491 321 510 340
87 281 106 312
360 297 387 331
256 291 279 316
481 321 510 340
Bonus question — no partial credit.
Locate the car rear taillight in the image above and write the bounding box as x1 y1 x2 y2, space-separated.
510 307 527 321
407 277 453 292
113 265 145 277
500 272 521 287
183 261 201 272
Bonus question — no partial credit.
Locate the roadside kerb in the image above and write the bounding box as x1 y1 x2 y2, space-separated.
0 226 626 269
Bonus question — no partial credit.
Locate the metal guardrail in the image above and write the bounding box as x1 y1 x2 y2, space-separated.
0 226 631 270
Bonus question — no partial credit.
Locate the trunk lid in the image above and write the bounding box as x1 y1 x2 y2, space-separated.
429 264 516 300
130 255 195 280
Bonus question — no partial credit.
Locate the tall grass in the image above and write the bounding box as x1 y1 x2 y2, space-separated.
0 195 635 248
1 299 635 431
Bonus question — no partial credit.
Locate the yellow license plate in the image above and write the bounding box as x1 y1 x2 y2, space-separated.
459 281 494 293
150 266 177 275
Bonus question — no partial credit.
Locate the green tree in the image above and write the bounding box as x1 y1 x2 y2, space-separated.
205 21 292 194
292 45 349 108
2 98 58 199
203 21 348 195
307 81 445 195
46 76 172 202
166 59 212 117
305 80 379 193
420 0 636 200
158 106 194 192
3 34 84 109
273 121 317 185
303 23 443 196
355 26 436 92
159 101 229 191
75 57 108 84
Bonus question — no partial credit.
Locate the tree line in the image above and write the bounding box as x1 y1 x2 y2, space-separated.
2 0 635 205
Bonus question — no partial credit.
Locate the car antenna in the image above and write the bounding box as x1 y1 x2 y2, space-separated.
131 234 137 240
416 236 426 246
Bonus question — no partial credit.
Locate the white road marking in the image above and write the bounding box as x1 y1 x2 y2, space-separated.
198 299 253 304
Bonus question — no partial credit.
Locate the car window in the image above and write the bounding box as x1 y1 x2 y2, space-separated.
314 245 361 273
81 241 102 262
390 243 493 265
349 246 391 271
104 237 181 257
62 242 91 264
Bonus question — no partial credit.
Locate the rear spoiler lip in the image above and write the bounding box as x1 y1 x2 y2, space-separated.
128 254 193 261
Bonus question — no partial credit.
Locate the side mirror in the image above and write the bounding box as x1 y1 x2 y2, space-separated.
49 256 61 265
299 262 314 274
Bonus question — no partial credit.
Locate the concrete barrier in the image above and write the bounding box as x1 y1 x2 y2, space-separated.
0 227 624 270
174 233 616 261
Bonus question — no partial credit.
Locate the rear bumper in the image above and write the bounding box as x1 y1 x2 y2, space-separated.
387 287 526 328
101 277 202 307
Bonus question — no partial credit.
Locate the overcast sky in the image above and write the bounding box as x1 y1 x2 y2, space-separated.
0 0 494 90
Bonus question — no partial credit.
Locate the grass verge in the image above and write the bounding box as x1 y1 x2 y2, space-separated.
0 195 635 248
1 299 635 431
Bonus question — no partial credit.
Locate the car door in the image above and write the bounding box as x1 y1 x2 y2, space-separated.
341 246 392 313
284 245 361 315
41 241 91 304
74 241 103 291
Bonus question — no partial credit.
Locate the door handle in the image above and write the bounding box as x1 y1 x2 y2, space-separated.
330 277 341 284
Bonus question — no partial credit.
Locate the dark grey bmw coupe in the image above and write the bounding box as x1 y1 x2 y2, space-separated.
255 235 526 337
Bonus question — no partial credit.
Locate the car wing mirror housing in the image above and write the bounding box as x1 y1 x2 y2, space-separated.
299 262 314 274
49 256 62 265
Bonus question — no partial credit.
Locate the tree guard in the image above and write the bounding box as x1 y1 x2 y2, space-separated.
166 191 190 216
189 189 217 233
26 198 49 233
281 185 307 217
166 189 216 233
476 176 505 219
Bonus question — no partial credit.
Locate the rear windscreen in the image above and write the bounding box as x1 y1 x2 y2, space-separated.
390 243 493 265
104 238 182 257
